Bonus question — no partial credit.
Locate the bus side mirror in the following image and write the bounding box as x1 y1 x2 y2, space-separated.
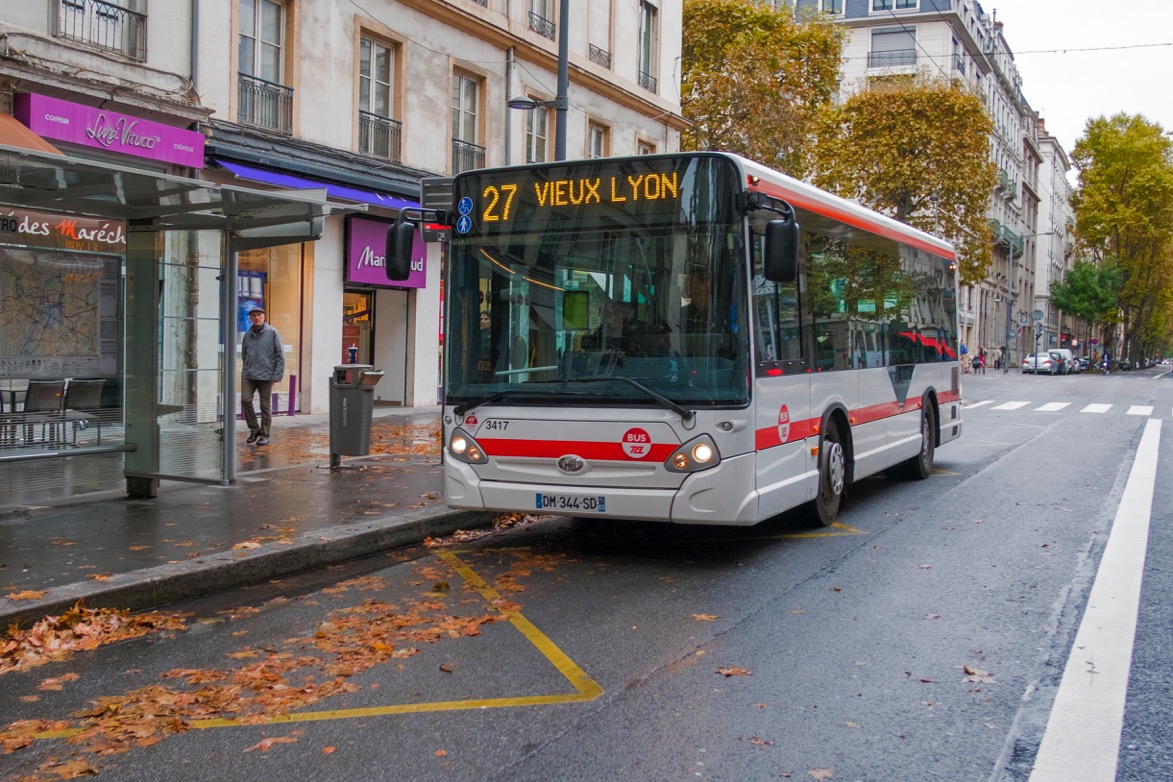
764 218 799 283
385 222 415 281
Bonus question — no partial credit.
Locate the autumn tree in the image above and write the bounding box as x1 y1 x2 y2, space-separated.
1071 113 1173 363
681 0 843 178
811 75 997 284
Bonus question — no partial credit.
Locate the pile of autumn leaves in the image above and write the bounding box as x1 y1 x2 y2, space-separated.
0 564 514 780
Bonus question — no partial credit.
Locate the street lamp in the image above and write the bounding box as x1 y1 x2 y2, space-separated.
507 0 569 161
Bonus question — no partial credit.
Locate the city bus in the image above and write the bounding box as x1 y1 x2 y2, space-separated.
389 152 961 526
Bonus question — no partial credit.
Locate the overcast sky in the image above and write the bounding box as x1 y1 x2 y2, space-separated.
986 0 1173 157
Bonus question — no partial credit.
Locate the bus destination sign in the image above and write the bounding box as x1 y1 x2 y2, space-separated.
455 157 703 234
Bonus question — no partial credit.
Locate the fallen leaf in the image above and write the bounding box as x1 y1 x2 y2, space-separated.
692 613 719 621
808 770 834 781
716 666 751 677
244 735 299 753
38 672 80 691
962 664 997 684
924 613 942 620
39 757 97 778
435 749 448 758
85 574 111 581
439 662 454 673
129 545 150 551
322 746 337 754
6 589 48 601
750 736 772 746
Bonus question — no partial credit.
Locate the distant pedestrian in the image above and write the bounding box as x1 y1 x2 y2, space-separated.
241 306 285 446
960 341 969 373
978 347 987 375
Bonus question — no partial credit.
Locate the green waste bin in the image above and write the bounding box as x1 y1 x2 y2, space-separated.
329 364 384 467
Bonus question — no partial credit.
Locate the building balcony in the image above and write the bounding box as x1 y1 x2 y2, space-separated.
237 74 294 136
528 12 555 40
358 111 402 163
452 139 485 175
589 44 612 69
638 70 658 93
53 0 147 61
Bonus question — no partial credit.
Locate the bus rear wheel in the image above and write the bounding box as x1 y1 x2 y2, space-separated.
893 405 935 480
811 420 845 527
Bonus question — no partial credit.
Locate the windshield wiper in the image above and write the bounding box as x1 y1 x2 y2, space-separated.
565 376 694 423
453 389 563 417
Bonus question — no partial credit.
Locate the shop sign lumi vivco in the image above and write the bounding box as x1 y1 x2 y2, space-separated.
0 207 126 255
13 92 205 169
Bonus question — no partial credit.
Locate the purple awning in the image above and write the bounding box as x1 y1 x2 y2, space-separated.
213 158 418 211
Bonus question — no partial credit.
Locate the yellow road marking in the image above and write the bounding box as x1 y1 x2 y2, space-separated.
33 552 602 739
771 521 867 539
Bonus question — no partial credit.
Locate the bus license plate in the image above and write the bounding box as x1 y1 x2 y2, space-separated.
535 493 606 513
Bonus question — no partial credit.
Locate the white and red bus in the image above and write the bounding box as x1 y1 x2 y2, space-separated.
394 152 961 525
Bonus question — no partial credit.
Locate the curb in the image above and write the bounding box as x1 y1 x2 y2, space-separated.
1 506 492 629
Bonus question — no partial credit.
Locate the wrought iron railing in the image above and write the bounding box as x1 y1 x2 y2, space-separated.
54 0 147 61
358 111 402 162
952 53 967 75
237 73 294 135
452 139 486 174
528 11 555 40
868 49 917 67
589 44 612 69
638 70 658 93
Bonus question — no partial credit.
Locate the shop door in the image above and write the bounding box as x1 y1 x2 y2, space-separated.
343 291 373 365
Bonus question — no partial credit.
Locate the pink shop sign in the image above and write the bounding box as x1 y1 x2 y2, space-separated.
345 215 427 289
14 93 205 169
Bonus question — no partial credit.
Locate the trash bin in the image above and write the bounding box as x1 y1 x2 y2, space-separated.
329 364 384 467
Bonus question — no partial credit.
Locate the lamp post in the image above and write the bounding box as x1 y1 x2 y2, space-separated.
506 0 569 161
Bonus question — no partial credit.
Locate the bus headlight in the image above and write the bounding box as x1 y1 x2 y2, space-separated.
448 428 488 464
665 435 721 473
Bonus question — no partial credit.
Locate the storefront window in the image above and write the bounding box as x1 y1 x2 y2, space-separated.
237 244 303 412
343 290 373 365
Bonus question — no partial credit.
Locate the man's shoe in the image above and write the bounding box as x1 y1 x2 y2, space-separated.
246 432 260 444
257 436 270 446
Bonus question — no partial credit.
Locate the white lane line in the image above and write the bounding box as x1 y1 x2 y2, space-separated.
1028 419 1161 782
991 401 1030 410
1080 403 1112 414
1126 405 1153 417
1035 402 1070 412
965 400 993 409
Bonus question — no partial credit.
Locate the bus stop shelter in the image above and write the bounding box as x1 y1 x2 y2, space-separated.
0 140 353 498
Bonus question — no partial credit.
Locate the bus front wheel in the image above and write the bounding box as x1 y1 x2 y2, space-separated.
811 420 845 526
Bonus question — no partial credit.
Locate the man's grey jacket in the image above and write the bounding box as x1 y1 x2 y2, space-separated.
241 324 285 382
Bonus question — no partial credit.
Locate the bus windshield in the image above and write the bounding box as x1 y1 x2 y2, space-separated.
445 154 750 411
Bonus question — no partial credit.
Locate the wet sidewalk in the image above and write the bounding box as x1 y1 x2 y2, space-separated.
0 406 492 628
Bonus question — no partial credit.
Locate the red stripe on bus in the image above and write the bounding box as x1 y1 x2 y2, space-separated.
478 438 676 462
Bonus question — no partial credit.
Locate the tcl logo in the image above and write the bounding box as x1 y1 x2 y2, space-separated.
622 428 651 459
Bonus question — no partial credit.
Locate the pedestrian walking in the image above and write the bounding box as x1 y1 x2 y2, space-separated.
978 347 987 375
960 341 969 373
241 306 285 446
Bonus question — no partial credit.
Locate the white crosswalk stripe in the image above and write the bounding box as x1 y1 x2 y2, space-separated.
1081 403 1113 414
991 401 1030 411
964 400 993 408
1036 402 1070 412
1126 405 1154 416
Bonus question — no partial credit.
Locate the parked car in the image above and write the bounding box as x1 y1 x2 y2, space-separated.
1077 356 1090 371
1022 352 1058 374
1052 348 1077 374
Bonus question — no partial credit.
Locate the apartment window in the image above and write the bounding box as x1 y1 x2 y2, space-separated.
358 37 401 161
638 1 658 93
821 0 843 13
637 140 656 156
526 108 549 164
238 0 292 133
868 27 916 68
872 0 918 9
587 122 609 159
55 0 147 61
588 1 612 68
529 0 555 39
452 71 485 173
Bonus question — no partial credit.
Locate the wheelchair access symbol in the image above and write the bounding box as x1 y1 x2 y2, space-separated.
456 196 474 234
